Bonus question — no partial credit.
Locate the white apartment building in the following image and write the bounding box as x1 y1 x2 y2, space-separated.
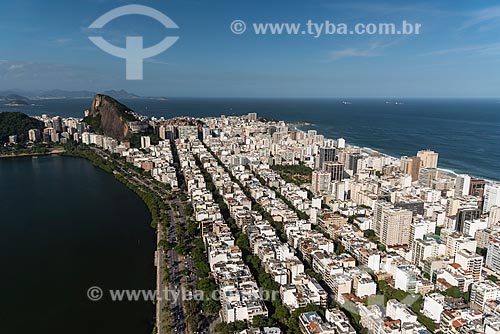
486 239 500 274
353 272 377 298
311 170 331 194
386 299 418 325
140 136 151 149
395 266 418 293
422 293 445 323
470 281 500 310
455 249 483 282
489 207 500 227
455 174 471 197
374 201 413 247
484 184 500 214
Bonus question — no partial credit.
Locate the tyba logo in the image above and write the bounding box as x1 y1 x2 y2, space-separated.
88 5 179 80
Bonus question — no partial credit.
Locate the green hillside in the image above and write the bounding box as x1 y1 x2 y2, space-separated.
0 112 45 143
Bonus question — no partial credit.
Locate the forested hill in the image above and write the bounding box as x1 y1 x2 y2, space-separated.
0 112 44 143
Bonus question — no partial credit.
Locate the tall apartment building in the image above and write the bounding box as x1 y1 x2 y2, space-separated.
81 132 90 145
401 156 421 182
395 265 418 293
311 170 331 194
411 237 445 268
140 136 151 149
484 184 500 214
247 112 257 121
470 281 500 310
419 168 439 188
337 138 346 149
455 208 481 233
475 228 500 249
324 161 344 182
489 207 500 227
455 249 483 282
158 125 166 140
307 130 317 143
441 230 477 258
318 147 336 169
28 129 41 142
348 153 362 173
52 116 63 132
455 174 471 197
470 178 486 197
486 239 500 274
373 201 413 246
422 293 445 323
417 149 439 168
462 219 488 238
410 218 435 239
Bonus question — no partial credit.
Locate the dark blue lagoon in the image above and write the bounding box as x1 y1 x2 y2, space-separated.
0 155 155 334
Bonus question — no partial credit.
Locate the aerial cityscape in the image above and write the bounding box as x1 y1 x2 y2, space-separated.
1 1 500 334
1 92 499 334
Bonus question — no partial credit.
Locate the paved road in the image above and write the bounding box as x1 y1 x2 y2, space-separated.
165 198 186 334
90 147 203 333
156 222 165 334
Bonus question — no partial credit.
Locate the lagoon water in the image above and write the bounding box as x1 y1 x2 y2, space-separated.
0 156 155 333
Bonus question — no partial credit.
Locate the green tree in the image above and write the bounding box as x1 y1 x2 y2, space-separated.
174 243 187 255
443 286 461 298
252 315 271 328
236 234 251 253
187 220 198 237
197 277 217 293
201 298 220 314
488 275 499 282
273 304 289 320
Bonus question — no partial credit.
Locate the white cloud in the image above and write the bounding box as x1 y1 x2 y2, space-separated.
461 5 500 30
325 2 454 16
422 43 500 57
8 64 25 71
326 41 398 62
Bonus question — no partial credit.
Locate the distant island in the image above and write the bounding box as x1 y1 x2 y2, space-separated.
0 89 145 100
0 93 31 106
4 100 30 106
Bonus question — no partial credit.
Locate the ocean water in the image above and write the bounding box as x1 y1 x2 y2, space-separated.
3 98 499 181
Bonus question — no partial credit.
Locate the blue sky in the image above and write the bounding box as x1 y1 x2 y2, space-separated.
1 0 500 97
